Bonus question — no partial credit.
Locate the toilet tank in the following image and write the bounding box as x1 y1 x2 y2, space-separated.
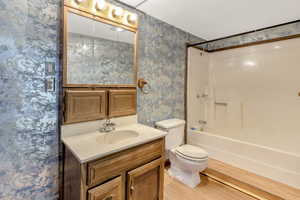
155 119 186 151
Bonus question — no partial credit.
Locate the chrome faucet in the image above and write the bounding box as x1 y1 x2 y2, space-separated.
100 119 116 132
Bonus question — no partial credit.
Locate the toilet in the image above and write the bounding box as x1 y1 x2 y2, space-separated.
156 119 208 188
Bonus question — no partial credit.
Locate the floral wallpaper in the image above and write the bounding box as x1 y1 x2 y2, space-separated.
200 22 300 51
67 33 135 85
1 0 300 199
0 0 202 199
0 0 60 199
136 14 203 126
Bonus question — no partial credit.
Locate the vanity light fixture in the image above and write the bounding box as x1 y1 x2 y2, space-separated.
127 13 137 24
112 7 124 18
96 0 107 11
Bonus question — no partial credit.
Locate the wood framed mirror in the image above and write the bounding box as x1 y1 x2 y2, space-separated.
63 2 138 88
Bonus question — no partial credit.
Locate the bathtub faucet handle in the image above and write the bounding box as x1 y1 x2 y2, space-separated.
199 120 207 125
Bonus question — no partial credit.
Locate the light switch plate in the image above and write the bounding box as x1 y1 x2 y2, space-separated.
45 77 55 92
45 62 56 75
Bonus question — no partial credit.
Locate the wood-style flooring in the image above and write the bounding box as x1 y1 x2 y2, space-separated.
164 171 257 200
204 159 300 200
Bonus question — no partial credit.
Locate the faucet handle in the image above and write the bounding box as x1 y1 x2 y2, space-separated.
105 119 116 126
109 122 116 126
199 120 207 124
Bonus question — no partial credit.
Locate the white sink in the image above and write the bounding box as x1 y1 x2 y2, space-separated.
96 130 139 144
62 123 167 163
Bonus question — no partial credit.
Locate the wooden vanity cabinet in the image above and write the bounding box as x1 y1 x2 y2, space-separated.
63 138 165 200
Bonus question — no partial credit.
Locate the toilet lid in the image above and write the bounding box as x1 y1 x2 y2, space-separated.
175 145 208 160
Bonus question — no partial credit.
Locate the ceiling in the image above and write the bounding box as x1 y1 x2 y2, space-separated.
120 0 300 40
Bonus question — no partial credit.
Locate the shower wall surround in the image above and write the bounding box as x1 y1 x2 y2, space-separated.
188 38 300 188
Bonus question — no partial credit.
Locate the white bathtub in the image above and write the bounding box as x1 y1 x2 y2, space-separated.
187 130 300 189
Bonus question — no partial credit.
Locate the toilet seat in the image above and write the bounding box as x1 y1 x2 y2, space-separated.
174 145 208 162
175 151 208 162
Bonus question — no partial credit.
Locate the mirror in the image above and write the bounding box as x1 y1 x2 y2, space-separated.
66 11 136 86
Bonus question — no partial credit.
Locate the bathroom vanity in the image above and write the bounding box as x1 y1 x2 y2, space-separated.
60 1 166 199
62 122 167 200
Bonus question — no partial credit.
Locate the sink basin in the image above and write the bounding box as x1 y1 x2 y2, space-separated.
96 130 139 145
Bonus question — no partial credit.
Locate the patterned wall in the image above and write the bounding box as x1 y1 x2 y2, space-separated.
68 33 134 84
202 22 300 51
1 0 299 199
136 13 202 126
0 0 202 199
0 0 60 199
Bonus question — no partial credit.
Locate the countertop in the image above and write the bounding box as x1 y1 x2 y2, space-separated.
62 123 167 163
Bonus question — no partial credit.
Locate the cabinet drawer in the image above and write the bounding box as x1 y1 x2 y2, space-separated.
88 176 122 200
87 139 164 186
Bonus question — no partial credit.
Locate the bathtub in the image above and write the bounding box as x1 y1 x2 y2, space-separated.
187 129 300 189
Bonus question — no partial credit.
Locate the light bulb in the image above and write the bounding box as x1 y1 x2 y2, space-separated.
96 0 106 10
244 61 256 67
127 13 137 23
113 7 123 17
82 44 88 51
274 45 281 49
75 0 84 4
116 27 124 32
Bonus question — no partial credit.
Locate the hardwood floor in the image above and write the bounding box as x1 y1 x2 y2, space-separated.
164 171 257 200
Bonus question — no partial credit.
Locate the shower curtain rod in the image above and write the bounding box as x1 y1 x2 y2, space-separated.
188 19 300 51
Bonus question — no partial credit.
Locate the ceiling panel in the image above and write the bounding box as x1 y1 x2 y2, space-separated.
120 0 300 40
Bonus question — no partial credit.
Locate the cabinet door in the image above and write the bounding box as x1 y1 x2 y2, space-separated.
88 177 123 200
108 89 136 118
64 90 107 124
127 159 164 200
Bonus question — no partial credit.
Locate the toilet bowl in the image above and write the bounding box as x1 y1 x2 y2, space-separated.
168 144 208 188
155 119 208 188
